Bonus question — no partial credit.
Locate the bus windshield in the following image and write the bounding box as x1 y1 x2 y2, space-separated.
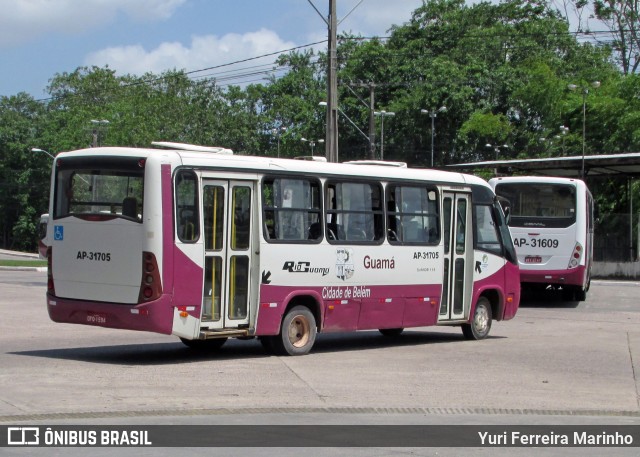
494 183 576 228
54 157 144 222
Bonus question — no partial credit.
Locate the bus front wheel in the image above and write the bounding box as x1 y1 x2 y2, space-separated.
462 297 492 340
274 306 317 356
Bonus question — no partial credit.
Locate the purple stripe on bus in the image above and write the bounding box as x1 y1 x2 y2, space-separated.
255 283 444 335
47 294 175 334
519 265 586 288
171 247 204 317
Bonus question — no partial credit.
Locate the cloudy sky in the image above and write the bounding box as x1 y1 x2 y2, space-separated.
0 0 424 98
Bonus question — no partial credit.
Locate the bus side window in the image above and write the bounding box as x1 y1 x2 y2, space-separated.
175 170 200 243
326 181 383 244
474 204 501 255
387 184 439 246
262 177 321 243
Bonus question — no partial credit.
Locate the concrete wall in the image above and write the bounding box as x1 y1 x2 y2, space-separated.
592 261 640 279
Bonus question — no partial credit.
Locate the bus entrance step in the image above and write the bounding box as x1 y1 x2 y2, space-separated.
199 329 250 339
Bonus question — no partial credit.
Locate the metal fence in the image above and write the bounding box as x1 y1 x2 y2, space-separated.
594 213 638 262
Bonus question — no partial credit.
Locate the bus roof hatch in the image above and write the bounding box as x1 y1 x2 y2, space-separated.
151 141 233 155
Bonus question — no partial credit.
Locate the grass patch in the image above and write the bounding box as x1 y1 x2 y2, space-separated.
0 259 47 267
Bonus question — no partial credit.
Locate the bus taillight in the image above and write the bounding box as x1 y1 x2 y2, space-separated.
568 242 583 268
46 247 55 295
138 252 162 303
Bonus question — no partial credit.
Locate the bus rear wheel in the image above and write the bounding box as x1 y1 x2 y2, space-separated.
273 305 317 356
462 297 492 340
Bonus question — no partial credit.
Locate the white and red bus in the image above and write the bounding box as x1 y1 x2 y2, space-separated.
45 143 520 355
489 176 594 301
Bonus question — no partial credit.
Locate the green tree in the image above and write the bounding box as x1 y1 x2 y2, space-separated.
259 50 326 158
0 93 47 250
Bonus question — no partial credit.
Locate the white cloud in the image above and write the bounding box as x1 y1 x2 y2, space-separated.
336 0 423 37
84 28 297 79
0 0 185 48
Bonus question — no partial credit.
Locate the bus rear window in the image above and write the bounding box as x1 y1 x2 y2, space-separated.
494 183 576 228
54 157 144 222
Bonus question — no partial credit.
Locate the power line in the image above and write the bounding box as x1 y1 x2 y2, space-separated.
33 40 327 103
26 25 640 105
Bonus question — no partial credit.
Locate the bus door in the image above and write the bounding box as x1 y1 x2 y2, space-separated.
201 180 253 329
439 192 472 322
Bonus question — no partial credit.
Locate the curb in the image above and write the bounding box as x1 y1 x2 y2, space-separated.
0 266 47 272
0 249 40 259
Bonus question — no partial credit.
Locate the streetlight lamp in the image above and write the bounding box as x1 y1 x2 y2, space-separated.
568 81 600 178
301 137 324 156
374 110 395 160
421 106 447 167
485 143 509 160
90 119 110 147
31 148 55 160
559 125 569 156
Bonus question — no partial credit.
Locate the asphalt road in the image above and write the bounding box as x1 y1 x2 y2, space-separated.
0 270 638 456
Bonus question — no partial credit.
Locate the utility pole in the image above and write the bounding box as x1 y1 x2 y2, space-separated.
348 80 379 160
367 82 376 160
309 0 364 162
325 0 339 163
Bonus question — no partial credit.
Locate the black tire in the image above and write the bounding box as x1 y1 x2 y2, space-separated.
180 337 227 351
273 305 317 356
575 273 591 302
562 285 588 301
562 286 576 301
379 328 404 337
462 297 492 340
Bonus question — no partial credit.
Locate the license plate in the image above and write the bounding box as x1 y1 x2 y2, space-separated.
524 256 542 264
86 312 107 324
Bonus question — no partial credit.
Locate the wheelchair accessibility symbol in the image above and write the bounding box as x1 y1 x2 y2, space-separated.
54 226 64 241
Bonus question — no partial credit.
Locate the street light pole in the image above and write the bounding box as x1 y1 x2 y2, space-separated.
374 110 395 160
31 148 55 160
568 81 600 179
301 138 324 156
90 119 110 147
485 143 508 176
272 126 286 158
421 106 446 167
559 125 569 156
485 143 508 160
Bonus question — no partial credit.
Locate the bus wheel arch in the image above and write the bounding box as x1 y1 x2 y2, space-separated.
462 296 493 340
477 288 501 321
272 295 321 356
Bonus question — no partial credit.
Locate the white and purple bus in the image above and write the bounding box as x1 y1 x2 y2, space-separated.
46 143 520 355
489 176 594 301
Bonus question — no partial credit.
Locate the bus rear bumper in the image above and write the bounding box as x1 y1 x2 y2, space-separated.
46 293 174 335
520 266 587 288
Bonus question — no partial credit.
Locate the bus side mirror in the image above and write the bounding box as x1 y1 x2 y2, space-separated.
503 206 511 224
496 196 511 224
